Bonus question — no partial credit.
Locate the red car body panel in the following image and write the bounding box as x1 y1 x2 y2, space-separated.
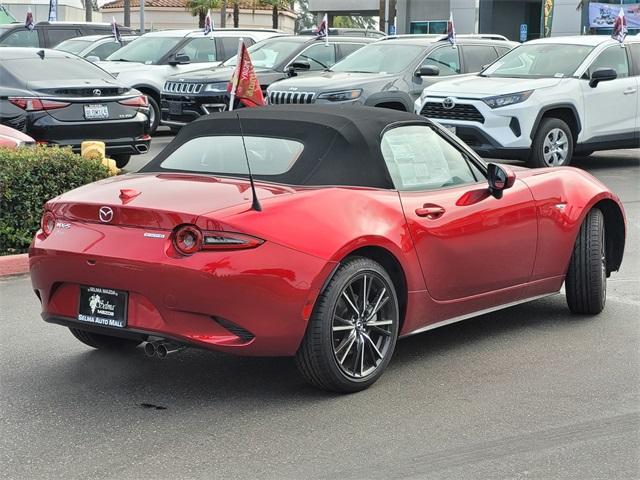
0 124 34 148
30 163 625 356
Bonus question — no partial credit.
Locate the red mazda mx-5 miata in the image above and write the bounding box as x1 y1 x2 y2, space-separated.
29 105 626 392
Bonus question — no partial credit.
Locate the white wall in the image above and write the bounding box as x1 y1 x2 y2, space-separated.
550 0 582 36
308 0 379 13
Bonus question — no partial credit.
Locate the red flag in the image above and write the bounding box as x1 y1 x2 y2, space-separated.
227 40 265 108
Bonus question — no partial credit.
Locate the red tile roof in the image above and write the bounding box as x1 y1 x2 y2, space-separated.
102 0 290 11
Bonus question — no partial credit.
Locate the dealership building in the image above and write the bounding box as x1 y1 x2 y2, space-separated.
309 0 640 41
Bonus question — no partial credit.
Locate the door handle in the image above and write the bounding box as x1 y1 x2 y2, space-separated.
415 205 445 219
623 88 637 95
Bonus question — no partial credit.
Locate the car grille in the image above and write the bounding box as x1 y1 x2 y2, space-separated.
268 91 315 104
420 102 485 124
163 82 204 94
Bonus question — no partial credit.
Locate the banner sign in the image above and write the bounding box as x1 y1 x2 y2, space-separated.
590 2 640 29
542 0 554 37
48 0 57 21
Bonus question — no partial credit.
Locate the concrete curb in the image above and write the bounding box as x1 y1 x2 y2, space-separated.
0 254 29 277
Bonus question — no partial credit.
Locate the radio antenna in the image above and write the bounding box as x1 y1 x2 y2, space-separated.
236 114 262 212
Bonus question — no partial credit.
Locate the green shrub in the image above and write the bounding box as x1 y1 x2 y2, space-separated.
0 146 112 255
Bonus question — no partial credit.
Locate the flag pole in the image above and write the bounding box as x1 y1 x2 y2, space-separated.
229 38 243 112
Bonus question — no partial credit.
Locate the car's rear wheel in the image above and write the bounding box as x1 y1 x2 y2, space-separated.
295 257 399 393
69 328 143 350
529 118 574 168
146 95 160 134
565 208 607 315
112 154 131 169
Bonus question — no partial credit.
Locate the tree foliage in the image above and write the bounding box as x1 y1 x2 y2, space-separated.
186 0 220 28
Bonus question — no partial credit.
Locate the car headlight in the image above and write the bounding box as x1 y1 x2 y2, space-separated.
317 89 362 102
482 90 533 109
204 82 229 92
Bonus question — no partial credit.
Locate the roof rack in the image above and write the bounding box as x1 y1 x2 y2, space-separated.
382 33 509 41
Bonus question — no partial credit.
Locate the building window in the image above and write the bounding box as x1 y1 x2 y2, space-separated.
410 20 447 35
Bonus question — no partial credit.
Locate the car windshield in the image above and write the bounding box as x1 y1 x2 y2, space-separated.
55 38 93 54
481 43 595 78
106 35 182 64
331 43 425 74
223 39 302 69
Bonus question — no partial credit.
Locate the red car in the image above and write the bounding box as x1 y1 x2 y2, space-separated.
29 106 626 392
0 124 35 148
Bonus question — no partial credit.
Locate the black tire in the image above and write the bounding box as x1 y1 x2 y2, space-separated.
69 328 142 350
112 154 131 169
528 117 574 168
295 256 400 393
146 95 160 134
566 208 607 315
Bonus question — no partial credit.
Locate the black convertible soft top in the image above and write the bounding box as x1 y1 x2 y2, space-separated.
142 105 431 189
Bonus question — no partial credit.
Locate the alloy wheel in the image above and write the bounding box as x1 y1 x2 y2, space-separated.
331 272 397 379
542 128 569 166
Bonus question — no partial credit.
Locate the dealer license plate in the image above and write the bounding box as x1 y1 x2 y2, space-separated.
77 286 128 328
168 101 183 115
84 104 109 120
442 124 456 135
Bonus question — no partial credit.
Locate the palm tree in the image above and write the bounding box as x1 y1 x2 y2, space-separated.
84 0 92 21
123 0 130 26
259 0 289 30
186 0 220 28
233 1 239 28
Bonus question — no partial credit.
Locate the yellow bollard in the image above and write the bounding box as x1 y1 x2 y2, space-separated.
81 141 119 175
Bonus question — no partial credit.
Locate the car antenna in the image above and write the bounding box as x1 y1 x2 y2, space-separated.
236 113 262 212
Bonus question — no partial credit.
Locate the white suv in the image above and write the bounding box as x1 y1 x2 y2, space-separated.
415 36 640 167
97 29 281 133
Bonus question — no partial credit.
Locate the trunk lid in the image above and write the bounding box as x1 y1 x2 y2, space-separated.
49 173 295 230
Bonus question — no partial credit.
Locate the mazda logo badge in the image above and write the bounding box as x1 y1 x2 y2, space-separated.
443 97 455 110
99 206 113 223
93 89 102 96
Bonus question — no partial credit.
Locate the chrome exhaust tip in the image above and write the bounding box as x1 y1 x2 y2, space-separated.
156 342 185 359
144 341 158 357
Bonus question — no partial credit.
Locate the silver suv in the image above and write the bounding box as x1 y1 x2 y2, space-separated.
267 35 516 111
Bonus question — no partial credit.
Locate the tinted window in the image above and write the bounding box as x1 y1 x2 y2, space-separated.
462 45 499 72
332 44 425 74
3 56 111 81
47 29 81 47
160 136 304 175
182 37 217 63
88 41 124 60
337 43 364 60
381 125 478 191
422 46 461 75
107 35 183 64
0 29 39 47
630 44 640 76
295 43 336 70
217 36 252 60
588 45 629 78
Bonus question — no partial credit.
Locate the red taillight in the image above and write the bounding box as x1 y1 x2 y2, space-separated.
172 225 263 256
118 95 148 108
9 97 70 112
41 211 56 237
173 225 203 256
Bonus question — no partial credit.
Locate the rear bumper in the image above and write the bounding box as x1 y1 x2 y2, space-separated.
29 224 334 356
26 112 150 156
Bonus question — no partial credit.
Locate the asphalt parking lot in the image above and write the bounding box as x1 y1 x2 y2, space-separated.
1 139 638 479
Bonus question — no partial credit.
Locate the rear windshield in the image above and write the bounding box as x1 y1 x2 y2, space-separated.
160 135 304 175
3 56 111 81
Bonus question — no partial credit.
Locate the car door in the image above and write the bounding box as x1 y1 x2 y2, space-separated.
410 45 461 100
629 42 640 138
580 44 637 141
381 124 537 301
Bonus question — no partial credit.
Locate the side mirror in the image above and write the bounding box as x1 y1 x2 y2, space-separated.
169 53 190 66
487 163 516 199
416 65 439 77
86 55 100 63
286 60 311 77
589 67 617 88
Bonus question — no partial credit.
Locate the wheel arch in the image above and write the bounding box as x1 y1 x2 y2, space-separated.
133 84 161 103
530 104 582 143
593 198 626 274
364 92 413 112
331 245 409 332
